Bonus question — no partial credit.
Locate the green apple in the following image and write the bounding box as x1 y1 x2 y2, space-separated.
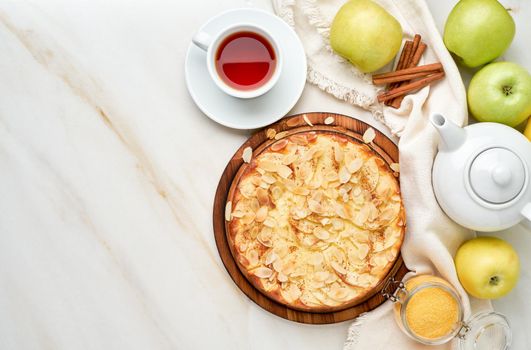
468 62 531 127
455 236 520 299
330 0 402 73
444 0 515 67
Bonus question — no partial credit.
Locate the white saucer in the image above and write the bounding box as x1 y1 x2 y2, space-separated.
185 8 307 129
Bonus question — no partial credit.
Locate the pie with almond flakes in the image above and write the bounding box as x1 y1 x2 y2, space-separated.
225 131 405 311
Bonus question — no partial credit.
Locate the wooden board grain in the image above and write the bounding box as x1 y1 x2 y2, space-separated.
213 112 409 324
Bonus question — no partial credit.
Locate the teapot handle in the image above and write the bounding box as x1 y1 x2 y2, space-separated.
520 203 531 231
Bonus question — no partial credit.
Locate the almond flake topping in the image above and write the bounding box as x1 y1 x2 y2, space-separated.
274 131 288 140
253 267 273 279
390 163 400 173
362 128 376 144
242 147 252 163
229 132 404 309
324 116 335 125
303 115 314 127
271 139 289 152
266 128 277 139
225 201 232 221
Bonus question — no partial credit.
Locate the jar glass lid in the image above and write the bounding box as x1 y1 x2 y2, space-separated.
458 312 511 350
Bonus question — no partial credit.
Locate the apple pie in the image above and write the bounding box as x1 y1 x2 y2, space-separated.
225 131 405 311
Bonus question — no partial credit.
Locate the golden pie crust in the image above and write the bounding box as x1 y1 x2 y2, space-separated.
226 131 405 311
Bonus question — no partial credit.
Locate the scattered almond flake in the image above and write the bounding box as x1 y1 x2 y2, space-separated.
256 187 269 206
330 287 349 301
258 160 278 172
333 144 344 163
225 201 232 221
313 227 330 240
237 242 248 253
325 170 339 182
331 218 344 230
390 162 400 173
277 272 288 282
255 206 268 222
358 243 370 260
276 164 293 179
262 174 276 184
338 166 351 184
324 116 335 125
355 204 371 226
231 210 245 218
347 158 364 173
314 271 330 282
242 147 252 163
265 251 278 265
292 187 310 196
253 266 273 279
362 127 376 144
272 258 284 273
265 128 277 139
263 217 276 228
287 284 302 300
271 138 289 152
309 252 324 266
291 134 308 146
357 273 375 287
268 271 278 282
372 254 388 268
281 261 295 275
330 261 347 275
282 153 298 165
274 131 288 140
286 117 300 127
250 198 260 211
248 249 259 266
380 206 399 223
303 115 314 126
241 213 255 225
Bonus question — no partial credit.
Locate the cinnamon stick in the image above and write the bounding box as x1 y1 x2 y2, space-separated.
373 70 439 85
409 42 427 68
390 42 429 107
409 34 421 65
385 41 413 106
377 72 445 103
373 63 443 81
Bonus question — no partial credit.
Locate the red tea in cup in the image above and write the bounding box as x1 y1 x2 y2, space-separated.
215 31 277 91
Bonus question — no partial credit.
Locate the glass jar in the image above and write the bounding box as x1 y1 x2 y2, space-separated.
382 275 512 350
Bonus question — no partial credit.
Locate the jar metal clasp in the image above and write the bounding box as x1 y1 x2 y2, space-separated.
457 322 471 339
381 276 408 303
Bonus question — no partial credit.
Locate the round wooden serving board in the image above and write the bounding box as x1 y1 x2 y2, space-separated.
213 112 409 324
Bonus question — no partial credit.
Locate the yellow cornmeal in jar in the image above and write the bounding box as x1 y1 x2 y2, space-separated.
405 285 459 339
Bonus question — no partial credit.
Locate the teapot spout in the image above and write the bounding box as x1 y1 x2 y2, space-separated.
430 114 466 152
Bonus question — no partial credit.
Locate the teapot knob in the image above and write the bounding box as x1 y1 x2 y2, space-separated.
491 166 512 187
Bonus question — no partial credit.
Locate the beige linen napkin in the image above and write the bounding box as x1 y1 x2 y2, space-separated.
271 0 491 349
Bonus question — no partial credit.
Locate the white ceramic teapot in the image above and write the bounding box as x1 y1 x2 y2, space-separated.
430 113 531 232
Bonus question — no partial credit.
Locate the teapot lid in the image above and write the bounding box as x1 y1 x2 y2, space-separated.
468 148 526 204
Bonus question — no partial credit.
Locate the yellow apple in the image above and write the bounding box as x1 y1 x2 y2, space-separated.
455 236 519 299
330 0 402 73
524 118 531 141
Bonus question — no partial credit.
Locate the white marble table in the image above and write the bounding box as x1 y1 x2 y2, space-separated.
0 0 529 349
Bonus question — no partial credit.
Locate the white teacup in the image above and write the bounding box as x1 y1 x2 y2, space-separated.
192 23 283 99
